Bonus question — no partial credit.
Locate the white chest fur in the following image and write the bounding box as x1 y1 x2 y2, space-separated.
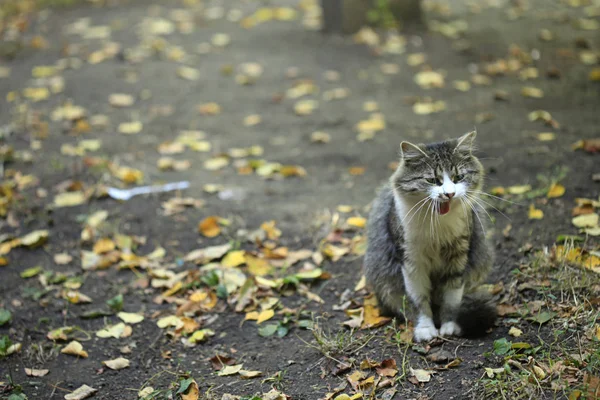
394 194 469 272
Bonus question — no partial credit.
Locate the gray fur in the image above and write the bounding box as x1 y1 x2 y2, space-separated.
363 132 496 340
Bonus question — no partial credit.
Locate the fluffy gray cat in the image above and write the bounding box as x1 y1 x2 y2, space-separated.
364 131 497 342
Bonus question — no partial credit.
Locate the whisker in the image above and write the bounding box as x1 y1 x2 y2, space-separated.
465 194 496 223
467 193 512 221
404 198 430 227
400 196 429 225
469 189 522 206
462 196 486 236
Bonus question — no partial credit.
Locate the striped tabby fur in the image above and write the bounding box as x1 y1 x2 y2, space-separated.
364 131 497 342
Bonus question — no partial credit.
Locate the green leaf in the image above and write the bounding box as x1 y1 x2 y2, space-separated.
176 378 193 394
8 394 28 400
20 266 42 278
297 320 313 329
0 309 11 326
511 342 532 350
0 335 13 357
556 235 585 243
276 324 289 338
493 338 512 355
80 309 113 319
258 324 278 337
528 311 556 325
106 294 123 312
216 284 228 299
201 270 219 287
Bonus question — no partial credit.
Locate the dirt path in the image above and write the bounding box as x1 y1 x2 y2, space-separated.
0 0 599 399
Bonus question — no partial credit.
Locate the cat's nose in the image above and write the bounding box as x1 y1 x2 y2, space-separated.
445 192 455 199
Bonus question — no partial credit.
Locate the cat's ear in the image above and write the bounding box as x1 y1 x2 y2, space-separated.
454 130 477 153
400 141 428 159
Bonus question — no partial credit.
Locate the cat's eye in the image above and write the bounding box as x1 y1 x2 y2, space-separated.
453 174 464 183
426 177 441 185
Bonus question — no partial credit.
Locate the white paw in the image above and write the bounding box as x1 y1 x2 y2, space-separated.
439 321 462 337
413 324 439 342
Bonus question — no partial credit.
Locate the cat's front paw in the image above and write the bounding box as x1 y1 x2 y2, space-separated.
413 324 439 342
439 321 462 337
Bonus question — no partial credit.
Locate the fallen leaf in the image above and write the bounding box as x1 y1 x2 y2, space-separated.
239 369 262 379
218 364 243 376
311 131 331 143
156 315 183 330
61 341 88 358
102 357 130 370
547 183 565 198
54 253 73 265
528 204 544 220
485 367 506 378
96 322 127 338
572 213 599 228
178 66 200 81
118 121 143 135
199 216 221 237
347 217 366 228
109 93 134 107
222 250 246 268
54 191 86 207
508 326 523 337
24 368 49 377
21 266 43 278
411 368 432 383
198 102 221 115
521 86 544 98
180 379 199 400
414 71 445 89
64 385 97 400
507 185 532 195
188 329 215 344
203 156 229 171
294 100 318 115
117 312 144 324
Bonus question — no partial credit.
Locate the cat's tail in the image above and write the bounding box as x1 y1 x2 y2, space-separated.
457 291 497 338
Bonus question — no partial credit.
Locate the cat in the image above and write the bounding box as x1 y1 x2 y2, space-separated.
363 131 497 342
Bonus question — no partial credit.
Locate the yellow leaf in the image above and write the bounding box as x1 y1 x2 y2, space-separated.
96 322 127 338
536 132 556 142
156 316 183 329
528 204 544 220
102 357 130 370
508 184 532 195
198 216 221 237
117 312 144 324
198 102 221 115
118 121 143 135
245 255 271 276
521 86 544 98
20 230 49 248
347 217 366 228
222 250 246 268
93 238 115 254
64 385 97 400
595 325 600 341
572 213 599 228
61 341 88 358
547 183 565 198
294 99 318 115
54 191 86 207
188 329 215 344
112 166 143 184
354 275 367 291
180 379 200 400
217 364 243 376
257 309 274 324
109 93 134 107
239 369 263 379
508 326 523 337
203 156 229 171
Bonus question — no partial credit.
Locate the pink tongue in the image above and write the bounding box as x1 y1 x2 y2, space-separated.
439 202 450 215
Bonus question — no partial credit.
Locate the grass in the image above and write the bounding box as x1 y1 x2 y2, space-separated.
472 241 600 399
305 320 375 363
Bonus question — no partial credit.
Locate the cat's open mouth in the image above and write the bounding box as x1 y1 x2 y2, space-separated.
438 200 451 215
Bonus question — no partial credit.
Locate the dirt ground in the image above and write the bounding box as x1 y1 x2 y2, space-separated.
0 0 599 399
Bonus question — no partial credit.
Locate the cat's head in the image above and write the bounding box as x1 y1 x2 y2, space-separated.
390 131 484 215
